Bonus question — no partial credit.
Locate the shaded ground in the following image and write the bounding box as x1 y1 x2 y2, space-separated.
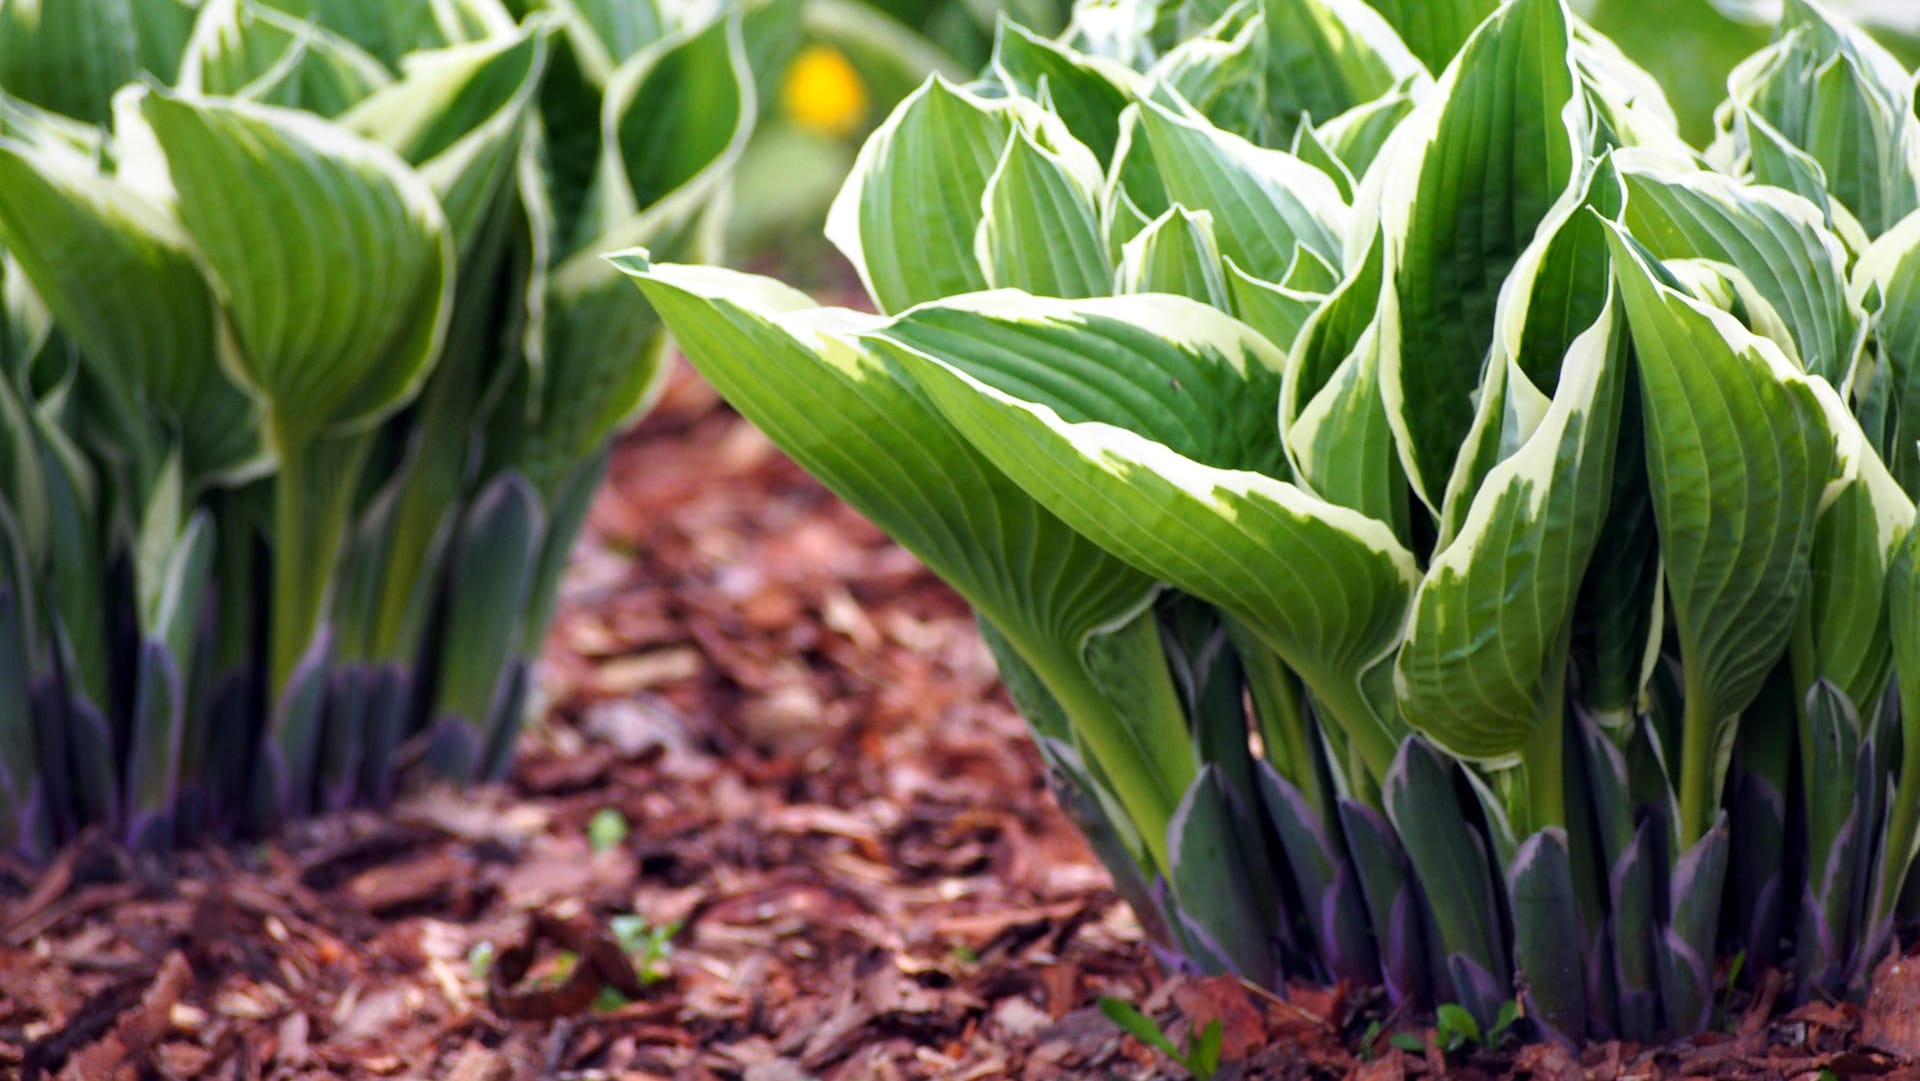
8 367 1920 1079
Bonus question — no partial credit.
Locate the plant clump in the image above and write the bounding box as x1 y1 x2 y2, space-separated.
619 0 1920 1043
0 0 798 857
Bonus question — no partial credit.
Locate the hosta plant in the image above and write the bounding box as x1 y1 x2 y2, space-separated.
0 0 797 858
620 0 1920 1043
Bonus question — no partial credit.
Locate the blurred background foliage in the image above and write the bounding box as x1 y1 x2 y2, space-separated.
743 0 1920 279
1581 0 1920 144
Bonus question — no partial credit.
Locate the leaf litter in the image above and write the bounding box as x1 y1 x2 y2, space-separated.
4 363 1920 1079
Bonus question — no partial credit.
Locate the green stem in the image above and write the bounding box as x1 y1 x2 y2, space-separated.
1015 613 1195 879
1676 661 1719 848
1319 668 1402 798
1517 629 1574 837
1519 697 1567 837
1228 621 1325 813
268 419 371 699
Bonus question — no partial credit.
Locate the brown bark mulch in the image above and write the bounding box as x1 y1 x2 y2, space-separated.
8 364 1920 1080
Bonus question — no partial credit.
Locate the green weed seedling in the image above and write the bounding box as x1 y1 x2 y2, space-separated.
1098 997 1223 1080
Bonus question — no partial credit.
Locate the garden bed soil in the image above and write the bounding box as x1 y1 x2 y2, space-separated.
7 365 1920 1080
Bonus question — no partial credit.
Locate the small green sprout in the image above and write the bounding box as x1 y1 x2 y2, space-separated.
1098 997 1223 1080
467 940 496 980
588 807 630 853
610 914 680 985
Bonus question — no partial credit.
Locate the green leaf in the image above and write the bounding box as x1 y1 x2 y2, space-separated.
588 805 628 852
1359 0 1498 73
1260 0 1426 134
342 22 551 252
1606 225 1835 845
1312 80 1418 177
1438 160 1623 540
557 0 666 64
1388 1031 1427 1054
976 127 1110 298
1189 1019 1223 1077
1147 15 1267 143
615 258 1194 872
1728 7 1920 238
1118 205 1228 306
0 127 260 484
0 0 143 124
826 77 1026 313
138 90 453 441
179 0 393 117
1225 258 1323 355
992 16 1137 164
1435 1003 1482 1046
427 472 542 780
1129 95 1346 282
1396 289 1625 764
1854 208 1920 492
1098 998 1183 1060
1280 231 1405 530
1881 528 1920 923
506 12 758 491
1617 150 1862 385
1370 0 1583 511
1800 385 1913 715
876 290 1417 784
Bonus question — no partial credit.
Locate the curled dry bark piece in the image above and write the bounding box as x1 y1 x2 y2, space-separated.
487 906 651 1021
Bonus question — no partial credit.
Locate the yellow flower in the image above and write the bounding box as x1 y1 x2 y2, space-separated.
782 44 868 138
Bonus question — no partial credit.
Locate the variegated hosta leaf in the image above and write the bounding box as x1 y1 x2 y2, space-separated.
1226 258 1324 355
1124 95 1347 281
1259 0 1426 136
1396 289 1626 766
992 15 1139 164
137 90 454 442
1291 121 1358 202
827 77 1037 314
1282 230 1405 530
1799 382 1913 717
555 0 667 66
1359 0 1498 74
1118 205 1228 306
874 292 1419 785
572 10 751 256
261 0 452 69
1724 1 1920 238
0 127 259 484
1440 160 1622 539
615 258 1197 870
506 11 759 491
1148 14 1267 143
1311 80 1419 178
0 0 147 124
179 0 393 117
976 128 1111 298
1616 148 1862 385
1607 226 1834 843
1369 0 1584 513
1571 25 1687 156
1854 209 1920 491
1726 103 1870 254
342 22 549 251
876 292 1289 480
